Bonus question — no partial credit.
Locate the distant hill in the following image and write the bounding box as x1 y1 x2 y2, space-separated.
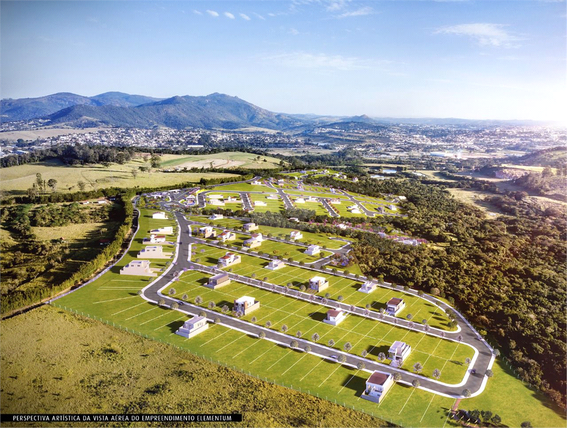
43 93 306 130
0 92 161 122
514 146 567 168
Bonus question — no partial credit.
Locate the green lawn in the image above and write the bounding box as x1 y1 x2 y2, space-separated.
249 193 285 213
207 183 277 193
191 243 455 331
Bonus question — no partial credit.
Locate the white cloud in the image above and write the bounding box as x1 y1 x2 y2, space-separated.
337 6 373 18
435 23 523 48
240 13 251 21
326 0 350 11
193 10 202 15
267 52 378 71
289 28 300 36
224 12 235 19
254 13 266 20
206 10 219 17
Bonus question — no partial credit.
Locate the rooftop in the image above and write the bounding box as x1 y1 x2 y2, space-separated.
367 371 391 386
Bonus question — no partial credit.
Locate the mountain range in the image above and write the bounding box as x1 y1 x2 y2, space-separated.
0 91 548 131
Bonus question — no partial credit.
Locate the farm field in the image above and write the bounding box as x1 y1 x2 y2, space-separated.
191 243 454 331
53 204 566 428
0 158 238 195
160 152 283 170
207 183 277 193
0 305 388 428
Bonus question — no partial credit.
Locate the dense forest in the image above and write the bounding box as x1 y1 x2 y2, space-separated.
303 175 566 407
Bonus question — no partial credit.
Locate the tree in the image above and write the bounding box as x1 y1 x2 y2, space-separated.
171 302 179 310
265 321 272 328
338 355 347 363
258 331 266 339
520 422 532 428
150 154 161 168
413 362 423 373
393 373 402 382
77 181 86 191
357 362 366 370
182 294 188 301
131 168 138 179
325 292 331 299
158 298 165 306
251 316 257 323
221 305 229 314
337 295 344 302
290 340 298 348
281 324 288 333
304 345 312 353
296 331 302 338
195 296 203 304
462 388 471 398
406 313 413 320
465 357 471 366
432 369 441 380
199 311 206 317
485 369 493 378
214 317 221 324
168 288 176 295
312 333 320 342
412 379 420 388
361 350 368 358
47 178 57 191
491 415 502 425
36 173 44 192
343 342 352 352
377 352 386 362
328 339 335 347
208 301 216 309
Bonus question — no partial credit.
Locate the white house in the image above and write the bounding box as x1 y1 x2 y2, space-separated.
218 252 241 267
388 341 411 367
152 211 167 220
386 297 405 316
120 260 156 277
359 281 377 293
295 197 306 204
207 194 223 200
150 226 173 235
243 222 258 232
226 196 240 203
198 226 216 239
243 233 263 249
309 276 329 292
266 194 279 200
251 180 262 186
137 246 172 259
208 199 225 206
324 309 346 326
329 198 342 205
305 245 321 256
266 259 285 271
254 201 267 207
337 223 348 230
175 316 209 338
388 204 398 211
290 230 303 240
234 296 260 315
218 230 236 242
145 234 166 244
350 207 362 214
362 371 394 404
209 214 224 220
306 196 318 203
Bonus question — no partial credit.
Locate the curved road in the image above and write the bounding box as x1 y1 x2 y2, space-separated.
141 210 495 399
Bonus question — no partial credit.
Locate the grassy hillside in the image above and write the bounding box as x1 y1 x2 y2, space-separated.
160 152 282 170
0 158 238 196
0 305 388 428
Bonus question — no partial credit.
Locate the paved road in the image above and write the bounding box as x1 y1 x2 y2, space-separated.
140 210 495 399
320 198 341 218
239 192 254 211
339 190 377 217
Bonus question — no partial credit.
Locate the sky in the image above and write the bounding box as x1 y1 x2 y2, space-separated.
1 0 566 121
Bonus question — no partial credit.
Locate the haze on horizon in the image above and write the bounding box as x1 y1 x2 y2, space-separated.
1 0 566 122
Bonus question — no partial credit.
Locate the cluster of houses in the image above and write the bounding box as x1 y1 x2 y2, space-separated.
121 211 172 276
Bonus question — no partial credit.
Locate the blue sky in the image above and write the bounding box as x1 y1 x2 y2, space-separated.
1 0 565 121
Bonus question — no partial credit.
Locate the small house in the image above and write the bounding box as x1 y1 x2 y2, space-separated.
120 260 156 277
388 341 411 366
324 309 346 326
199 226 217 239
218 252 241 267
266 259 285 271
266 194 279 200
243 222 258 232
251 180 262 186
150 226 173 235
388 204 397 211
176 316 209 338
359 281 377 293
295 197 305 204
290 230 303 240
218 230 236 242
234 296 260 315
152 211 167 220
145 234 166 244
309 276 329 292
329 198 342 205
206 273 231 289
209 214 224 220
137 246 172 259
305 245 321 256
362 371 394 403
386 297 405 316
254 201 267 207
226 196 240 203
208 199 225 206
306 196 318 203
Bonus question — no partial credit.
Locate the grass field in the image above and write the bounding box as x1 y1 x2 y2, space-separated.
0 159 239 196
191 243 455 332
249 193 284 213
165 270 472 384
207 183 277 193
0 305 389 428
53 206 567 428
160 152 283 170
